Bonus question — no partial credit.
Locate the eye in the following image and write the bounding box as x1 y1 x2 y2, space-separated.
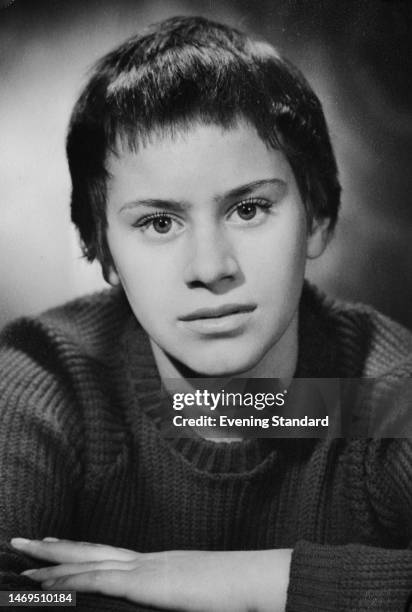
151 215 172 234
133 212 183 237
228 198 272 224
236 201 258 221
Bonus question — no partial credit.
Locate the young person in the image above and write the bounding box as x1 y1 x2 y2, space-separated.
1 15 412 612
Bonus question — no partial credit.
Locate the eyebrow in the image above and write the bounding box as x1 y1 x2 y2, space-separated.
221 178 285 203
119 178 286 212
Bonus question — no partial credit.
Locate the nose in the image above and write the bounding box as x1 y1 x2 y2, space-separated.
183 224 240 290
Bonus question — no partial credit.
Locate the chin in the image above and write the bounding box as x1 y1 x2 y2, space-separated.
181 352 260 378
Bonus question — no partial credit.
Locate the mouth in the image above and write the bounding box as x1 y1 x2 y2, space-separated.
178 304 256 335
179 303 256 321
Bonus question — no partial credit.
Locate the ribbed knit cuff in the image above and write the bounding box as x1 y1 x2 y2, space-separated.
286 541 341 612
287 540 412 612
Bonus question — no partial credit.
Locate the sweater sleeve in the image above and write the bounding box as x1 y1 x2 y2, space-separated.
287 541 412 611
0 320 155 612
286 439 412 612
0 323 83 582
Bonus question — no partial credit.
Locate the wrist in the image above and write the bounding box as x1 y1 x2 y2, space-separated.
243 548 292 612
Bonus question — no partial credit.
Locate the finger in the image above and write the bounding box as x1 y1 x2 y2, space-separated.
22 560 133 582
42 569 133 599
11 538 138 564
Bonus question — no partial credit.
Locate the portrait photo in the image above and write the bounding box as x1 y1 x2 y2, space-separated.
1 1 411 610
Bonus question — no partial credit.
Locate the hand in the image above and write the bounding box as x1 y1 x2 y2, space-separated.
11 537 292 612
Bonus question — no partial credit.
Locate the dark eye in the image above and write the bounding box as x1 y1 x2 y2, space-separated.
227 198 273 226
152 215 172 234
236 202 257 221
134 212 184 239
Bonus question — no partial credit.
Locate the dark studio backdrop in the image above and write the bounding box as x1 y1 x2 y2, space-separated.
1 0 411 330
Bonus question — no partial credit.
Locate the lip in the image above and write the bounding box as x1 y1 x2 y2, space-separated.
178 303 256 335
179 303 256 321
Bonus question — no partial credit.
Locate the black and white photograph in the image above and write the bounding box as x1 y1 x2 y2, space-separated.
1 1 412 610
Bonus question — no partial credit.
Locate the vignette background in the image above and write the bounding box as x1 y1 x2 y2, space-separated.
1 0 411 329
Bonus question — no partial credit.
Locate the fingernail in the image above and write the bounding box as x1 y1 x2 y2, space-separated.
21 569 36 576
43 537 59 542
11 538 32 548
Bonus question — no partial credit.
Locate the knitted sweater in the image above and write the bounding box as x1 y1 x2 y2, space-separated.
0 284 412 612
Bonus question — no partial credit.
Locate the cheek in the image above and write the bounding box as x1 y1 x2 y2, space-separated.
118 259 167 305
241 214 308 288
111 243 182 324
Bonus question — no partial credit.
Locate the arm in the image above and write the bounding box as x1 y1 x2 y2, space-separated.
0 320 155 612
11 535 412 612
0 323 82 585
11 539 292 612
287 436 412 611
12 535 412 611
287 541 412 611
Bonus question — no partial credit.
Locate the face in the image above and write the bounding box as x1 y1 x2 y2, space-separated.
106 121 326 378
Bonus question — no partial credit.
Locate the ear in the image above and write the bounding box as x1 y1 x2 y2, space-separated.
107 267 120 287
306 217 330 260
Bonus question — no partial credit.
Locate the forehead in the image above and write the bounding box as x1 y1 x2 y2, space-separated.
106 121 294 205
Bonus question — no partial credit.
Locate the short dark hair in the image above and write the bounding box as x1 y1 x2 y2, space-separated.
67 15 341 279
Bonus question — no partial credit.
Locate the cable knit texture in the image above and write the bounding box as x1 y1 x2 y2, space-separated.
0 283 411 611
